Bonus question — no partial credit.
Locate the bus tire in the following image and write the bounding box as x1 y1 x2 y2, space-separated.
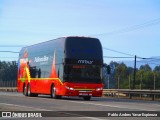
27 84 31 97
51 84 61 99
23 84 28 96
27 84 38 97
83 96 91 101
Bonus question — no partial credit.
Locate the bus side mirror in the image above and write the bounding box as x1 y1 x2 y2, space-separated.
103 64 111 74
107 65 111 74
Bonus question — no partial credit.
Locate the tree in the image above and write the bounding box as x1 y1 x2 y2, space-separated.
153 65 160 89
154 65 160 72
109 61 119 88
0 61 17 87
140 64 152 71
106 62 160 89
114 62 129 89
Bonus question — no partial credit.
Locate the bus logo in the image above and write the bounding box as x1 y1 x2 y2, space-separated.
34 56 49 63
78 60 93 64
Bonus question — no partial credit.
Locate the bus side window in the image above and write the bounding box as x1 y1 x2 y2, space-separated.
63 65 69 81
58 69 59 78
30 66 37 78
38 68 41 78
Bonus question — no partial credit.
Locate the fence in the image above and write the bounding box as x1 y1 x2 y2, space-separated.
0 80 17 87
104 74 160 90
103 89 160 101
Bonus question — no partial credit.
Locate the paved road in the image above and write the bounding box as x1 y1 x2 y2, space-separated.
0 92 160 120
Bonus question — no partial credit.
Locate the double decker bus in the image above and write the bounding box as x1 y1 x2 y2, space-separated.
17 36 103 100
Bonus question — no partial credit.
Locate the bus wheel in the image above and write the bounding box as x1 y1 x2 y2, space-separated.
51 84 57 98
51 84 61 99
23 84 28 96
27 84 31 97
83 96 91 101
27 84 38 97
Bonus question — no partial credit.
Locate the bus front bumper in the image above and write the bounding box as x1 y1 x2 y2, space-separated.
64 87 103 97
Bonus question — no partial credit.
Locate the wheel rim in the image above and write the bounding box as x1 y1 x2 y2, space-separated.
24 85 27 95
28 84 30 95
52 86 56 98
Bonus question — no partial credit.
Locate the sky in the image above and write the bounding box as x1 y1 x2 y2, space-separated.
0 0 160 67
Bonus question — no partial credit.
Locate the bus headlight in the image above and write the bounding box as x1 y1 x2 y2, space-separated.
69 87 75 91
66 86 70 89
96 87 103 91
66 86 75 91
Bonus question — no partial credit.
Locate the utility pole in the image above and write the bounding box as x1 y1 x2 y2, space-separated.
140 74 142 90
154 73 156 90
107 65 110 89
129 75 130 89
108 74 110 89
118 76 120 89
133 55 136 89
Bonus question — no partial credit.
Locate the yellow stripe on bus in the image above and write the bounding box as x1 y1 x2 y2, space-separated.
18 78 63 85
25 67 31 83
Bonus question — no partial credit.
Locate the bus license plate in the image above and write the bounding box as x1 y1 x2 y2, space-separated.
79 93 91 96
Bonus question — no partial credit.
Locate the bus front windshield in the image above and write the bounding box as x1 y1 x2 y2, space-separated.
64 65 102 83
